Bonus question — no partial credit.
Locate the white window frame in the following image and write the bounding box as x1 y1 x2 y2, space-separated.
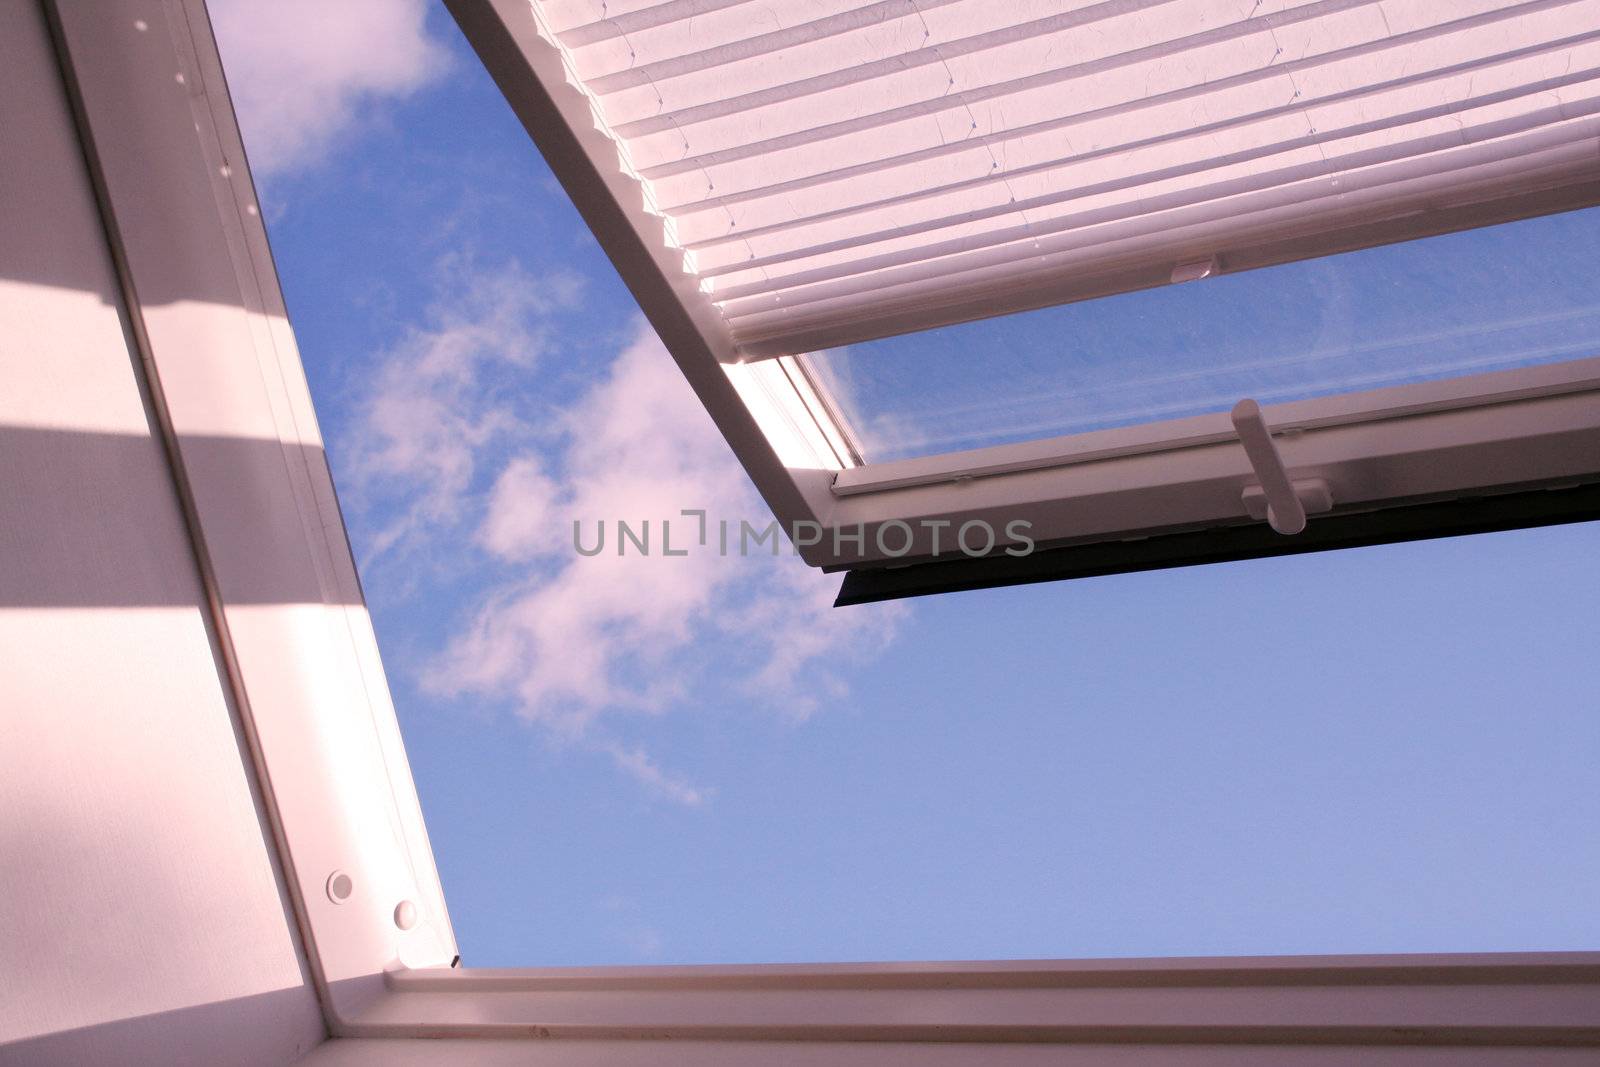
42 0 1600 1056
449 0 1600 598
43 0 460 1026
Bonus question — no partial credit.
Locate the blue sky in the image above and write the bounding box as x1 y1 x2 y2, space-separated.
212 1 1599 967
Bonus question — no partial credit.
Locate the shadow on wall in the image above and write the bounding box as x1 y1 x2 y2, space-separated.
0 427 361 607
1 0 365 612
0 8 334 1063
0 987 322 1067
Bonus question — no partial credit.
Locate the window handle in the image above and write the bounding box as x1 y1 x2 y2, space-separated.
1231 398 1331 535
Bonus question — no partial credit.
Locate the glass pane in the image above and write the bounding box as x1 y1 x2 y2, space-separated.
807 207 1600 464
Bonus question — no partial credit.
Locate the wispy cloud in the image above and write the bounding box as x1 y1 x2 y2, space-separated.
601 745 708 808
343 259 903 803
210 0 449 176
341 254 582 569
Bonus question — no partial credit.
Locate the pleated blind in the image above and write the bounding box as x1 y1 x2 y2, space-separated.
534 0 1600 358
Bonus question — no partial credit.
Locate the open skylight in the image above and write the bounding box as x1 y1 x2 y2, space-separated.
21 2 1600 1058
452 0 1600 599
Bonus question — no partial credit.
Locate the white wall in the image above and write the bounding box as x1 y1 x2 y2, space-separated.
0 4 325 1063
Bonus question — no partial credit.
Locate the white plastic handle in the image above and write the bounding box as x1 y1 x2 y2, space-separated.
1230 398 1307 535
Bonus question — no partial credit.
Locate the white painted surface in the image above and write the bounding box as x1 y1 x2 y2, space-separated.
0 4 324 1063
300 1039 1600 1065
39 0 461 1013
333 954 1600 1049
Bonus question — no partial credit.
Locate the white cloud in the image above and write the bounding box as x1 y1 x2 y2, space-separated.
343 260 904 804
209 0 449 176
343 256 581 567
423 324 900 738
478 456 562 561
601 745 708 808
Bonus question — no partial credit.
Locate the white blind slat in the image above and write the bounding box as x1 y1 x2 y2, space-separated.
530 0 1600 357
696 49 1600 290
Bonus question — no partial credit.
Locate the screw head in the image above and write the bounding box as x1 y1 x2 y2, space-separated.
393 899 419 931
325 871 353 904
